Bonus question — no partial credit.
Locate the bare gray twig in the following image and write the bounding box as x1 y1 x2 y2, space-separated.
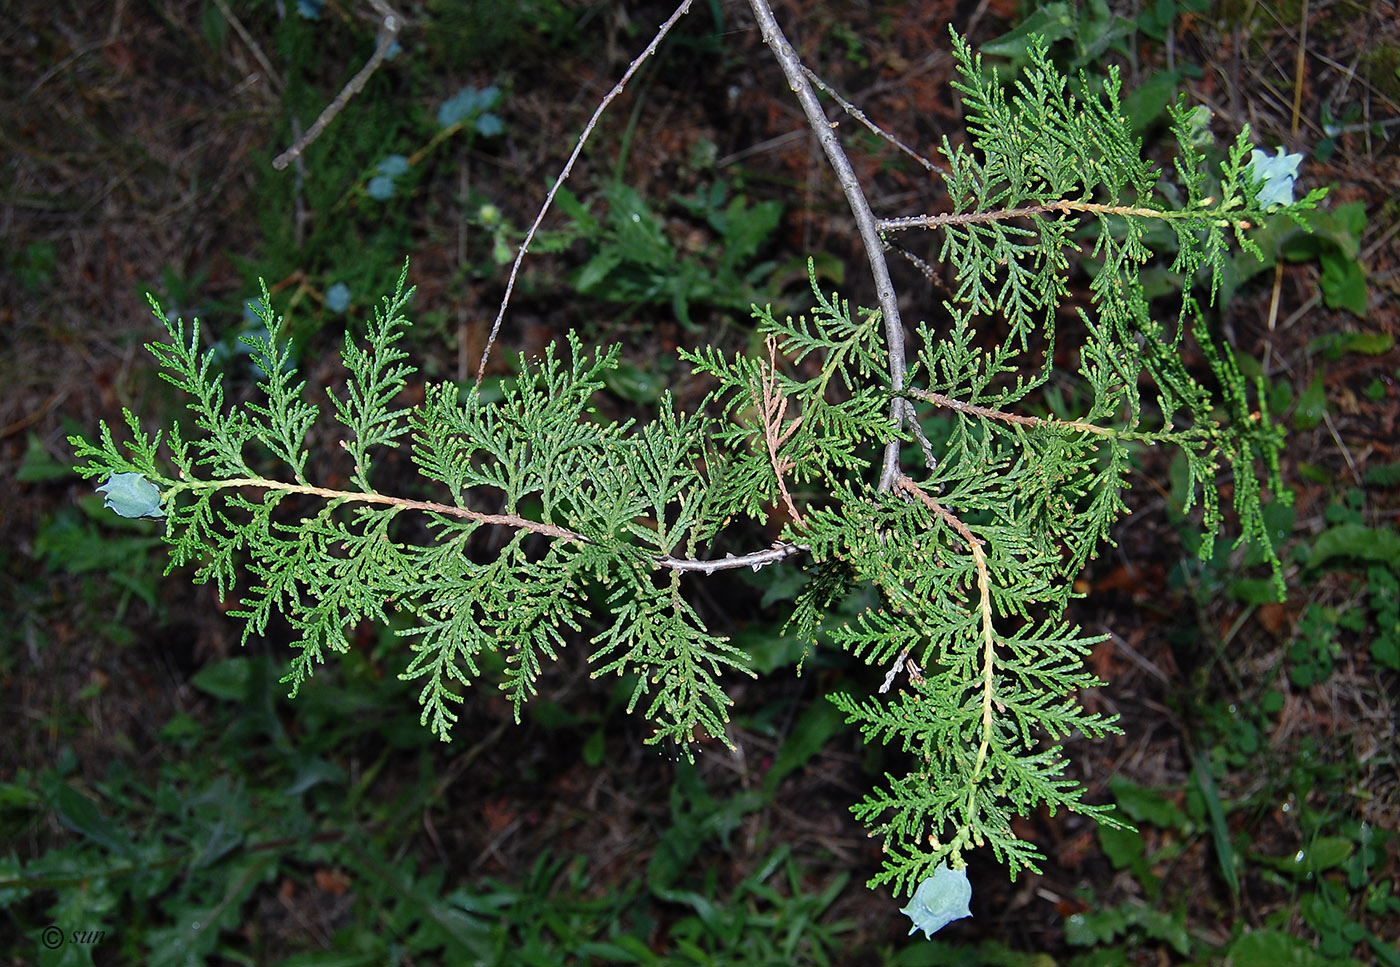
656 542 809 575
746 0 909 493
879 646 911 693
475 0 695 387
799 66 944 175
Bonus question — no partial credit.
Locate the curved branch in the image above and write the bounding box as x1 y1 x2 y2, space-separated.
747 0 908 493
894 474 997 794
272 3 402 171
171 476 807 574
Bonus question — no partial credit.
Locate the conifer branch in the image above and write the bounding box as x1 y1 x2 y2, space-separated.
905 387 1115 437
166 476 592 544
894 473 982 547
161 474 810 575
877 197 1221 233
893 474 996 787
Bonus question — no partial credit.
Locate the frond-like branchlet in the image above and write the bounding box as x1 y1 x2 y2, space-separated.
333 260 417 491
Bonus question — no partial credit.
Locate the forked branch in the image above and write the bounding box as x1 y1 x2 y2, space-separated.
747 0 910 493
272 1 403 171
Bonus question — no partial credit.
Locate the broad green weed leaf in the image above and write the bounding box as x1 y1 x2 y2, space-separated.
1228 927 1345 967
1309 330 1393 360
1110 776 1191 829
1257 837 1354 877
982 3 1074 59
18 432 73 482
1098 822 1148 877
1318 249 1368 316
52 783 134 857
1293 376 1327 431
190 657 255 702
1123 70 1182 133
1309 523 1400 569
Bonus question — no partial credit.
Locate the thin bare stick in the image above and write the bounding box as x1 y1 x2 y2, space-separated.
475 0 694 387
748 0 909 493
210 0 283 95
888 240 939 282
1321 409 1361 486
272 2 402 171
799 66 945 175
656 541 809 575
1263 261 1284 373
1290 0 1309 137
879 646 911 694
904 399 937 472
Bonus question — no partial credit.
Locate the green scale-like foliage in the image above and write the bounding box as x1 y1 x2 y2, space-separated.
72 36 1319 896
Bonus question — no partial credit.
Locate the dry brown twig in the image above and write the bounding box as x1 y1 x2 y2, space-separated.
757 335 807 529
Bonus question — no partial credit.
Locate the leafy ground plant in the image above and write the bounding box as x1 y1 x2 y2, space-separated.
72 9 1323 936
